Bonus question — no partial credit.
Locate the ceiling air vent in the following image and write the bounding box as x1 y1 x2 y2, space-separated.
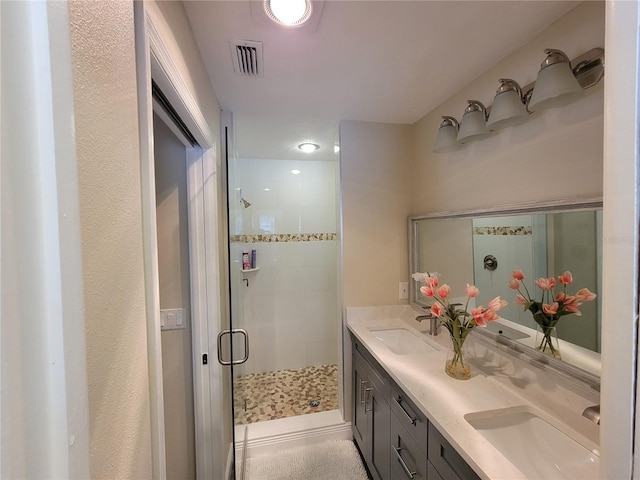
229 39 264 77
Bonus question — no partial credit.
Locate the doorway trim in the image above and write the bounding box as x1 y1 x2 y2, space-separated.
134 3 220 479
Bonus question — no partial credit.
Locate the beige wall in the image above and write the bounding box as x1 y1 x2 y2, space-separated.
340 121 413 307
412 1 604 213
154 115 196 480
69 1 152 477
340 2 604 309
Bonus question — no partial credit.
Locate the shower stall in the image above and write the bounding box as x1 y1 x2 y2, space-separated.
223 118 342 466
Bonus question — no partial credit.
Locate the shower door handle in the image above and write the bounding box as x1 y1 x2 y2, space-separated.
217 328 250 366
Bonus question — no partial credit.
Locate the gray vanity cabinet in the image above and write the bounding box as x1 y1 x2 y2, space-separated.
351 334 481 480
428 424 480 480
352 339 391 480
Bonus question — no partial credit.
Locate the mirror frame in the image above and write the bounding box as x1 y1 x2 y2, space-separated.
409 196 602 391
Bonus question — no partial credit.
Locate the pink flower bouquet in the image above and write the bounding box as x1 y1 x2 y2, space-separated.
507 270 596 358
421 275 507 379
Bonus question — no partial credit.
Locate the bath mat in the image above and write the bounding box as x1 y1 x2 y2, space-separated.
244 439 368 480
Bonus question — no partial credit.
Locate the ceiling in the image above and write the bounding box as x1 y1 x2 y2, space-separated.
183 0 581 160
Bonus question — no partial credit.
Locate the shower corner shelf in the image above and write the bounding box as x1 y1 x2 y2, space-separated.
242 267 260 273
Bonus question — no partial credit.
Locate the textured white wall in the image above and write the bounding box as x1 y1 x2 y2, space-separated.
68 1 153 477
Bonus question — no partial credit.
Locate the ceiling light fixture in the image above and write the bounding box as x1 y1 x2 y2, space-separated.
291 169 301 175
334 144 340 153
298 142 319 153
264 0 312 27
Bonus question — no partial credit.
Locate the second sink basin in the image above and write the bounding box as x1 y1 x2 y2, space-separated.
368 327 438 355
465 405 599 479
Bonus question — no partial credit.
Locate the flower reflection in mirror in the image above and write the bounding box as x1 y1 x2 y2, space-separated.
507 270 597 359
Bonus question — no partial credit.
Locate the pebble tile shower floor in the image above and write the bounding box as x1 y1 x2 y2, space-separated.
234 364 338 424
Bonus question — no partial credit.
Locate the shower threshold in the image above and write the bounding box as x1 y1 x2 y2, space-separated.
235 410 351 459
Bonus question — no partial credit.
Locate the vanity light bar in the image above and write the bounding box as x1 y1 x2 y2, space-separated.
433 47 604 152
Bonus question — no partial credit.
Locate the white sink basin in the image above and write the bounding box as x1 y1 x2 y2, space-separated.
368 327 439 355
465 406 599 479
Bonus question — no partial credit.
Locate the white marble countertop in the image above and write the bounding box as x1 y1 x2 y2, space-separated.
346 306 600 480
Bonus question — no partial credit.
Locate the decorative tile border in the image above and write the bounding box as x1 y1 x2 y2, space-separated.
231 233 337 243
473 226 532 236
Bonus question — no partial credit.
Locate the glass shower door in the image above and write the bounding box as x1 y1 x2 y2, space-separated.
217 117 252 479
222 115 342 479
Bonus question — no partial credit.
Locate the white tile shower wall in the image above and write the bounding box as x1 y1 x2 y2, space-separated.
241 241 338 374
233 157 339 375
235 158 336 235
472 215 535 327
472 233 535 327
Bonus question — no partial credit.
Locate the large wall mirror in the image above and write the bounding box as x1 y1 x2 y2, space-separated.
409 198 603 383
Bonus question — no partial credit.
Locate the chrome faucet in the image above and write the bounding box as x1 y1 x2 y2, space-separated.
582 405 600 425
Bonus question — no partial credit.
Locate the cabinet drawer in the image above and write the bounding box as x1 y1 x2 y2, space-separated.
390 384 428 455
428 424 480 480
390 410 427 480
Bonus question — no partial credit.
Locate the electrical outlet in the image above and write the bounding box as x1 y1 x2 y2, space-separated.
399 282 409 299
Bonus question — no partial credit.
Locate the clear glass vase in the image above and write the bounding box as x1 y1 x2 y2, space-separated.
444 335 471 380
535 325 561 359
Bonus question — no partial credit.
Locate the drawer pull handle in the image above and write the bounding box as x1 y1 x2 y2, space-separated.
395 395 417 426
364 388 373 412
359 379 369 404
393 446 416 479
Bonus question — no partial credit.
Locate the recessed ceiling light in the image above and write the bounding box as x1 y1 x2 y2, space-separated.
264 0 312 27
291 169 301 175
298 143 319 153
334 144 340 153
264 187 271 191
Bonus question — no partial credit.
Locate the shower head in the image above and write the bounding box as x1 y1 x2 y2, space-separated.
240 198 252 209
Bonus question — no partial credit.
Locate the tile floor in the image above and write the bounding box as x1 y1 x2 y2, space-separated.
234 364 338 424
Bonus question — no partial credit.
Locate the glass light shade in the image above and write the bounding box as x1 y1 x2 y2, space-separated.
456 101 490 144
528 53 583 112
265 0 312 26
486 80 528 130
433 116 460 153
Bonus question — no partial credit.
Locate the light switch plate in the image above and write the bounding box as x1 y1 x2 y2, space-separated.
160 308 186 330
399 282 409 299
